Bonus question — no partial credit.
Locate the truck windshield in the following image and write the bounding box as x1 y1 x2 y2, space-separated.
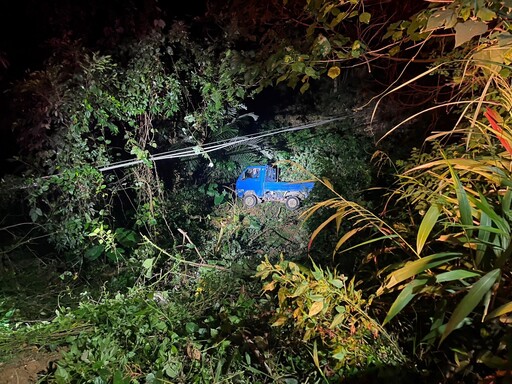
243 168 260 179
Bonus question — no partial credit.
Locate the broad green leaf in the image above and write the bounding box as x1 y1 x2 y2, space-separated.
486 301 512 320
381 252 461 292
470 193 509 234
425 9 456 31
291 61 306 73
416 204 440 255
329 279 344 289
142 257 154 278
440 269 501 344
502 189 512 213
389 46 400 56
436 270 479 283
454 20 488 48
476 7 496 22
383 278 428 325
329 12 347 28
85 244 104 261
477 351 508 369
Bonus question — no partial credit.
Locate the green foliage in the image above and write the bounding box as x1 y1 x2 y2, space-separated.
6 22 251 260
0 263 341 383
256 256 405 379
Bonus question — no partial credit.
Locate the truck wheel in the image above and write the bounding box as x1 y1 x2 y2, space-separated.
242 194 258 208
285 196 300 210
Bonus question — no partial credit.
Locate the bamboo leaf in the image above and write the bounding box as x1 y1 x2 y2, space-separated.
381 252 461 292
333 227 362 253
440 269 500 344
436 270 480 283
446 156 473 236
417 204 440 255
486 301 512 320
339 234 399 254
502 189 512 213
476 211 492 266
308 211 342 249
383 278 428 325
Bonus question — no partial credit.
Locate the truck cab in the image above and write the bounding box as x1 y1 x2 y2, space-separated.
235 165 314 210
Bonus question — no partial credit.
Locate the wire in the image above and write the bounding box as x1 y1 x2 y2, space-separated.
98 116 348 172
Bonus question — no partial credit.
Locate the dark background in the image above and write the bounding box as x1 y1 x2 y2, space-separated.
0 0 208 175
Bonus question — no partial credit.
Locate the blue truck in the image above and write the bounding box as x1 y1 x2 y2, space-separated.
235 165 315 210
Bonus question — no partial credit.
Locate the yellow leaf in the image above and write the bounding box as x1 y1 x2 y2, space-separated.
309 301 324 317
278 287 288 305
262 281 276 291
327 66 341 79
271 316 288 327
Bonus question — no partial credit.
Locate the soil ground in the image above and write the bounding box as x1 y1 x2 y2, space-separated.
0 349 61 384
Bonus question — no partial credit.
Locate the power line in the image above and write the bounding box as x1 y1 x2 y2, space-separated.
98 116 348 172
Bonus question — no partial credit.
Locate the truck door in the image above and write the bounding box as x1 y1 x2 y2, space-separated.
241 167 264 197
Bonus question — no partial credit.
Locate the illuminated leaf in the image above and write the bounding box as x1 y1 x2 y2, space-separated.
454 20 487 48
330 312 345 329
309 301 324 316
476 7 496 22
425 9 456 31
312 341 320 370
435 270 479 283
486 301 512 320
262 280 277 291
389 46 400 56
440 269 500 344
380 252 461 292
327 66 341 79
445 157 473 236
271 316 288 327
383 278 428 325
329 12 346 28
300 82 310 94
359 12 371 24
416 203 440 255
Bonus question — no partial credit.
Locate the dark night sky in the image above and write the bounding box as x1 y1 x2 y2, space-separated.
0 0 207 174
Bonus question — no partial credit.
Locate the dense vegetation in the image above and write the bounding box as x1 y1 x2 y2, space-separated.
1 0 511 382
